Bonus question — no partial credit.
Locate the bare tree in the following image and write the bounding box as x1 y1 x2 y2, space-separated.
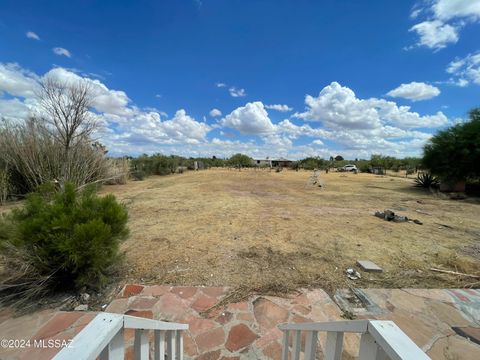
0 78 110 192
38 77 97 153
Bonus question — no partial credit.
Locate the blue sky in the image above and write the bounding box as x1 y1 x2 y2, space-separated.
1 0 479 159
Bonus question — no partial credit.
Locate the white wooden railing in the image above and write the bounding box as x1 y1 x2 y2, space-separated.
279 320 431 360
53 313 188 360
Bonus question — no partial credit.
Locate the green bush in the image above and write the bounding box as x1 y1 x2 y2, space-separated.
0 183 128 293
131 169 145 181
227 153 253 168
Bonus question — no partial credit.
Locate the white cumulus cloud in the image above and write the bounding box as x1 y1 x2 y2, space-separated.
409 20 459 50
294 82 448 130
222 101 274 134
0 63 212 151
0 63 39 98
432 0 480 21
446 52 480 86
409 0 480 50
387 82 440 101
265 104 293 112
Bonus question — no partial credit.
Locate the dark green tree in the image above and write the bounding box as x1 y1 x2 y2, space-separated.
227 153 253 167
422 108 480 182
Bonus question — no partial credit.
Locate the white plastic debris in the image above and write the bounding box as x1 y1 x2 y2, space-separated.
346 268 361 280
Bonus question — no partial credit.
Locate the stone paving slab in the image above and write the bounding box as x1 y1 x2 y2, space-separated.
351 288 480 360
0 287 479 359
107 284 352 359
0 310 97 360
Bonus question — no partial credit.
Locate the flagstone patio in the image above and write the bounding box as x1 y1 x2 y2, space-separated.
0 286 479 359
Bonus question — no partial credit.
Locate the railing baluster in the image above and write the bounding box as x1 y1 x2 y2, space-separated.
166 330 176 359
176 330 183 360
304 330 318 360
292 330 301 360
99 346 109 360
109 328 125 360
376 347 387 360
281 330 289 360
325 331 343 360
134 329 150 360
154 330 165 360
359 333 384 360
99 327 124 360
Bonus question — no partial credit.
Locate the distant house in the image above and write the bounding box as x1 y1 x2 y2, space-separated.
252 157 293 168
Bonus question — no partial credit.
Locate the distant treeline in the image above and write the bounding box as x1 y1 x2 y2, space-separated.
296 155 422 172
129 153 422 179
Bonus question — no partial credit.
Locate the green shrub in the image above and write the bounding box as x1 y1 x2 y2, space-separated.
131 169 145 181
0 183 128 295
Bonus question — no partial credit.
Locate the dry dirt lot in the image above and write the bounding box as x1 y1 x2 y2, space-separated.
102 168 480 295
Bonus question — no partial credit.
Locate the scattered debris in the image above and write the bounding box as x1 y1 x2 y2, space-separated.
74 304 88 311
415 209 431 215
374 209 422 225
374 209 407 222
334 288 383 317
80 293 90 304
430 268 480 279
435 223 454 229
357 260 383 273
346 268 361 280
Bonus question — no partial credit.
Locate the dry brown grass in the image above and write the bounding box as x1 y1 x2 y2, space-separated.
97 168 480 294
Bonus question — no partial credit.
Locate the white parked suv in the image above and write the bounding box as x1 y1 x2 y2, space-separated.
342 164 358 172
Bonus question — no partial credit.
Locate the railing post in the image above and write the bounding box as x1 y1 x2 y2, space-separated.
108 328 125 360
304 330 318 360
167 330 176 359
154 330 165 360
281 330 289 360
359 333 386 360
134 329 150 360
292 330 301 360
325 331 343 360
176 330 184 360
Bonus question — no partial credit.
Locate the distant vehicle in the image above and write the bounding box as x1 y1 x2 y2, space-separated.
342 164 358 172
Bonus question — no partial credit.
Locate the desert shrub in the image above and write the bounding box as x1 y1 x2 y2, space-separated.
130 169 145 181
357 161 371 173
414 173 440 188
0 182 128 300
104 158 130 185
0 163 9 205
406 168 415 175
299 157 326 170
227 153 253 168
